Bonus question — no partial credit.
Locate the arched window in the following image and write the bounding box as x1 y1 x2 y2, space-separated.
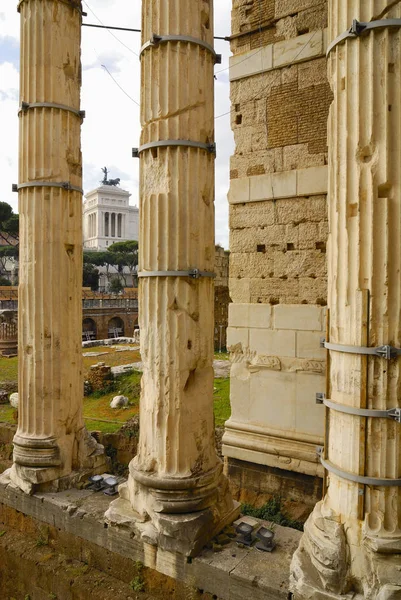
82 318 97 341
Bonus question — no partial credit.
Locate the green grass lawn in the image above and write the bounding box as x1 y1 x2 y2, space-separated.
0 347 232 434
0 405 17 424
213 378 231 426
214 350 230 361
0 345 141 389
0 356 18 382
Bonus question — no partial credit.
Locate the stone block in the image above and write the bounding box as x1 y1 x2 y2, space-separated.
228 303 250 328
273 31 324 68
249 277 300 305
227 326 249 349
296 331 326 359
229 252 275 279
230 363 251 423
298 57 328 90
229 278 251 303
273 305 323 331
250 171 297 202
297 165 328 196
248 304 272 329
276 195 327 225
250 328 296 357
295 373 325 437
230 45 273 81
249 370 296 430
229 201 275 229
228 177 250 204
299 277 327 304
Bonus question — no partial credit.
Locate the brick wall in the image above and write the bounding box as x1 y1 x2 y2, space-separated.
229 0 331 305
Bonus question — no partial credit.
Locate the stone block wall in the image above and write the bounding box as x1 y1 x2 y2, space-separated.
224 304 325 478
225 0 331 502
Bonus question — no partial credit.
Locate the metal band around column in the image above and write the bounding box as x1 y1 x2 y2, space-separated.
327 18 401 56
132 140 216 158
319 455 401 487
323 340 401 360
138 269 215 279
316 394 401 423
19 101 85 119
140 34 222 64
12 181 83 194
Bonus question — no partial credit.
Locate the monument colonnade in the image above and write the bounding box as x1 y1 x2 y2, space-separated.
10 0 238 555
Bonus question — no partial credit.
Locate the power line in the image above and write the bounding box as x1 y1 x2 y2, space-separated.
82 0 139 57
101 64 140 107
84 23 141 34
82 22 229 41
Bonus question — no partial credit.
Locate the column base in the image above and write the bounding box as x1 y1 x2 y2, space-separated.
10 428 108 495
290 502 401 600
105 459 240 557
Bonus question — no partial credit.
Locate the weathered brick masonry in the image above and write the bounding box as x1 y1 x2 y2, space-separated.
223 0 332 507
229 0 331 304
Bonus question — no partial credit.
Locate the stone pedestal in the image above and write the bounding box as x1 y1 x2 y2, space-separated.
10 0 105 494
106 0 238 555
290 3 401 598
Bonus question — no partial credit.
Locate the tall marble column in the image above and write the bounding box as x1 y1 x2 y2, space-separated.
106 0 238 555
291 2 401 598
10 0 104 494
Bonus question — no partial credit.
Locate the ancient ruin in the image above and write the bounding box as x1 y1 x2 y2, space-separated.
0 0 401 597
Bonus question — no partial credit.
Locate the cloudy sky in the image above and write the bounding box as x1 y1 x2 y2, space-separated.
0 1 233 247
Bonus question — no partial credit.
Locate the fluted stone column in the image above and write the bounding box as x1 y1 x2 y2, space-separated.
291 3 401 598
10 0 105 494
106 0 238 555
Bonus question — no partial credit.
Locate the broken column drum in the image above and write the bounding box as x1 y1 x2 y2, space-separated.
291 2 401 598
11 0 104 493
107 0 238 554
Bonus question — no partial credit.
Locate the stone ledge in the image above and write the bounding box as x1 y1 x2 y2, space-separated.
228 166 328 205
0 471 301 600
223 420 324 478
230 30 326 81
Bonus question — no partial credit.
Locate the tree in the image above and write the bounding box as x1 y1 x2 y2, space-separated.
83 263 100 290
82 240 139 291
108 240 139 287
0 202 19 245
0 245 19 279
109 277 123 293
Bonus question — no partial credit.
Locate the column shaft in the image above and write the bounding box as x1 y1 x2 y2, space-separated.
291 2 401 597
11 0 104 492
107 0 238 555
